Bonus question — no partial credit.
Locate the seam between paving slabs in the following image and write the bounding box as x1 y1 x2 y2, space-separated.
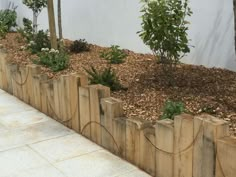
27 145 68 177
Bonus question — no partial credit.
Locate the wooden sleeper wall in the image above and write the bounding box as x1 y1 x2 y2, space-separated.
0 52 236 177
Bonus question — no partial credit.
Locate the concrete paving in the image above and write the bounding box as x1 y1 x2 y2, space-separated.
0 89 150 177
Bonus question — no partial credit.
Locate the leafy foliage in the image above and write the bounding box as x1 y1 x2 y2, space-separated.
18 18 50 54
161 100 186 120
34 48 69 72
0 6 17 38
100 45 127 64
85 66 123 91
139 0 192 78
18 18 34 42
28 30 50 54
69 39 90 53
22 0 47 14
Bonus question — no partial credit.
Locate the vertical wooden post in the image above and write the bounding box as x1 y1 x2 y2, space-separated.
89 85 110 144
53 78 61 121
69 74 88 132
79 86 91 138
112 117 126 157
20 66 29 103
155 119 174 177
40 80 49 115
45 80 55 118
12 66 23 100
125 118 149 167
101 97 123 151
174 114 194 177
216 137 236 177
193 116 204 177
60 75 71 127
0 54 9 91
5 63 13 94
193 114 229 177
32 74 47 111
27 65 41 106
140 125 156 176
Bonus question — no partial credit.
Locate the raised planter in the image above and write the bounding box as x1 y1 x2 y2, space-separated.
0 50 235 177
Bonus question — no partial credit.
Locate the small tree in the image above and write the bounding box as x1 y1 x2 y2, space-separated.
139 0 192 83
22 0 47 33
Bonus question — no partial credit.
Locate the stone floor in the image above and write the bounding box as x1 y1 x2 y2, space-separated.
0 89 150 177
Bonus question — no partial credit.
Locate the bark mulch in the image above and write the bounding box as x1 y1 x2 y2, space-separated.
1 33 236 136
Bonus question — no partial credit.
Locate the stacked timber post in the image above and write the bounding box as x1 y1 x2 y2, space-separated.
1 51 236 177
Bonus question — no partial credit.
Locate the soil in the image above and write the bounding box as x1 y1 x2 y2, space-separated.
1 33 236 136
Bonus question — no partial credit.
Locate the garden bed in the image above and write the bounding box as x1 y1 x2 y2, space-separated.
1 32 236 136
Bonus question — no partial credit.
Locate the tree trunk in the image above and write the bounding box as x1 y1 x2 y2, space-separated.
58 0 63 40
47 0 58 49
33 11 38 33
234 0 236 53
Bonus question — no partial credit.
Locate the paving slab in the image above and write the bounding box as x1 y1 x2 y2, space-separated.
30 134 102 163
0 89 150 177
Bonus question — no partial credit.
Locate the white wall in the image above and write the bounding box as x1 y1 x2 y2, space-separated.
1 0 236 71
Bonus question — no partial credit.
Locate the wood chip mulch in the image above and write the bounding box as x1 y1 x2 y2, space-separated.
1 33 236 136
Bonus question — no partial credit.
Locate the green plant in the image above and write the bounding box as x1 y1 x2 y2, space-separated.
0 23 8 38
23 0 47 33
0 4 17 38
34 48 69 72
85 66 123 91
100 45 127 64
161 100 186 120
139 0 192 80
199 105 217 115
28 30 50 54
17 18 34 42
69 39 90 53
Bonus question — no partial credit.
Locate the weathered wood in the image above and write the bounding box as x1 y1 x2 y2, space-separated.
101 97 123 152
5 63 13 94
125 118 150 167
45 80 54 118
156 119 174 177
53 78 61 122
89 85 110 144
193 116 204 177
0 53 8 91
11 65 23 100
69 74 80 132
196 114 229 177
79 86 91 138
216 137 236 177
19 66 29 103
174 114 194 177
32 74 47 111
60 75 71 127
112 117 126 157
140 125 156 176
27 65 41 106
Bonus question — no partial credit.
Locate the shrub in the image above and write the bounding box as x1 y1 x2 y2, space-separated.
69 39 90 53
34 48 69 72
85 66 123 91
161 100 186 120
28 30 50 54
0 23 8 38
18 18 34 42
100 45 127 64
0 5 17 38
139 0 192 81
